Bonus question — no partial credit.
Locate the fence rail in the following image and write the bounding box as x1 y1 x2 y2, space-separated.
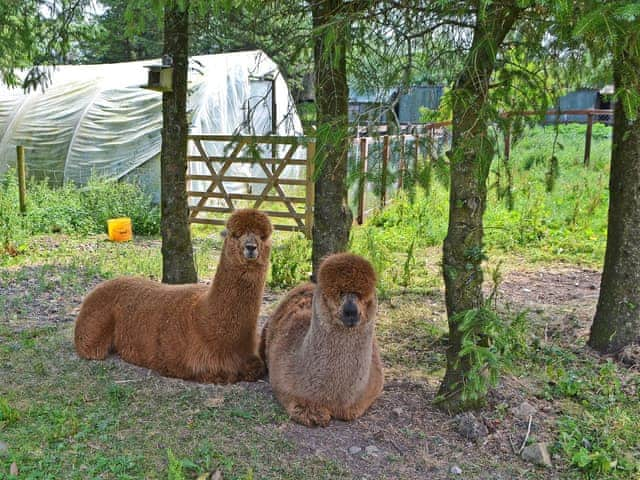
186 109 613 232
186 134 315 238
351 108 614 223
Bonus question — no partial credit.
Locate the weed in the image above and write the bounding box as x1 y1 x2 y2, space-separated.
0 397 19 427
268 233 311 289
0 173 160 260
166 449 200 480
0 171 28 255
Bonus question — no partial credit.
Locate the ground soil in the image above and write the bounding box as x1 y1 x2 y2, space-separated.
0 256 607 479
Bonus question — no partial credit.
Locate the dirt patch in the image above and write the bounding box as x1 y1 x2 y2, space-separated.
495 267 600 308
0 260 608 479
0 265 101 329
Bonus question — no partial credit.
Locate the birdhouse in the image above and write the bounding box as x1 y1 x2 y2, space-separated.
143 61 173 92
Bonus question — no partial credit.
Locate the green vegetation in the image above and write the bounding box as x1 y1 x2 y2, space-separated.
535 349 639 478
1 123 633 478
268 233 311 289
0 323 343 479
353 124 610 272
0 175 160 256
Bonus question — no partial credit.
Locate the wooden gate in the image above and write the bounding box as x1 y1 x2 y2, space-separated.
186 134 315 238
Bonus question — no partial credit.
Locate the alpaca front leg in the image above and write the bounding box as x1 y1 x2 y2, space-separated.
281 395 331 427
335 401 369 422
237 354 266 382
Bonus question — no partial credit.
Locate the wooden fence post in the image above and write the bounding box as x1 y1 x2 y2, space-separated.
584 111 593 167
16 146 26 214
414 133 420 176
357 137 368 225
381 135 389 208
427 125 435 162
398 135 406 190
504 122 511 164
305 139 316 239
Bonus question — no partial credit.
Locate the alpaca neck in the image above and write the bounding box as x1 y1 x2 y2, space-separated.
300 298 374 400
199 252 267 343
208 254 267 299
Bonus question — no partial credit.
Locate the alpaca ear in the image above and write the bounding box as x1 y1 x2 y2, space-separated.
220 229 228 238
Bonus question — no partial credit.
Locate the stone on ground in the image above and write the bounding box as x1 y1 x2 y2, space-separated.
521 442 552 467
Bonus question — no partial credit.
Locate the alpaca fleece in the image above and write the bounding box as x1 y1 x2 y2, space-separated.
75 209 272 383
261 253 383 426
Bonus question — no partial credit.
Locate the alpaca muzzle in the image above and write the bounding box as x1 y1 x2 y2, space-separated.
341 295 360 328
244 243 258 259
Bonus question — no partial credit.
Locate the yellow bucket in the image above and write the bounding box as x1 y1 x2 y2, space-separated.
107 217 133 242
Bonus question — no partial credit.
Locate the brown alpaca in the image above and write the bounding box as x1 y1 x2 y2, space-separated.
261 253 383 426
74 209 272 383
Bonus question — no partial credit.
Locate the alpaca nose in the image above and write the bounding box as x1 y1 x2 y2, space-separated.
244 243 258 259
341 298 359 327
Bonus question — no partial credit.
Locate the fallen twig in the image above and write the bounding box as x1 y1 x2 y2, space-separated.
518 415 533 454
389 438 404 454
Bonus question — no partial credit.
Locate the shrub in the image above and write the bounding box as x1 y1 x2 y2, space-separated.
81 177 160 236
0 171 28 255
25 177 159 236
268 233 311 289
0 174 160 258
26 181 95 234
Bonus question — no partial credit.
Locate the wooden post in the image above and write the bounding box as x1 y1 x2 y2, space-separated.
305 139 316 239
381 135 389 208
584 111 593 167
357 137 368 224
271 77 278 173
427 125 435 162
414 133 420 175
16 146 26 214
398 135 406 190
504 123 511 164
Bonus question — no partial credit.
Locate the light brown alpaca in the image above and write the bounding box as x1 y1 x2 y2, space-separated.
74 209 272 383
261 253 383 426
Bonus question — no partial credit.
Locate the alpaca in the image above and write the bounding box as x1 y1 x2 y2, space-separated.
261 253 383 426
74 209 272 383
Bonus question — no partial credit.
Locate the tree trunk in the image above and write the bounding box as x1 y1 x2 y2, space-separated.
436 1 520 413
310 0 353 279
161 0 197 284
589 45 640 353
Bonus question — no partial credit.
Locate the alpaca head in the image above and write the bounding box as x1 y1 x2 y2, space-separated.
316 253 377 329
222 209 273 267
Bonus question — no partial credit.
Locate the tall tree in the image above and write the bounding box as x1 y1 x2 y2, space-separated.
81 0 163 63
0 0 94 88
160 0 198 284
437 0 522 412
585 4 640 352
310 0 353 278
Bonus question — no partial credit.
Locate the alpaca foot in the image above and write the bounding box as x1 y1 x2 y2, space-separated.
289 402 331 427
335 405 365 422
238 356 266 382
75 342 110 360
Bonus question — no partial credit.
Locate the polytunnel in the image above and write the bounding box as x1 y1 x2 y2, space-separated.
0 50 305 200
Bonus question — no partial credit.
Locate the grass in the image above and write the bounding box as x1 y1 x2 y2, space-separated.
353 123 611 270
0 322 346 479
0 175 160 257
522 343 640 479
1 232 638 478
1 122 637 479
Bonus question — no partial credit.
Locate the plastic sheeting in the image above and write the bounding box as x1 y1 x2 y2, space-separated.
0 50 304 199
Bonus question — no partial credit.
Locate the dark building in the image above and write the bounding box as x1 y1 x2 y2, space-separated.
348 85 444 125
396 85 444 123
546 87 614 124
